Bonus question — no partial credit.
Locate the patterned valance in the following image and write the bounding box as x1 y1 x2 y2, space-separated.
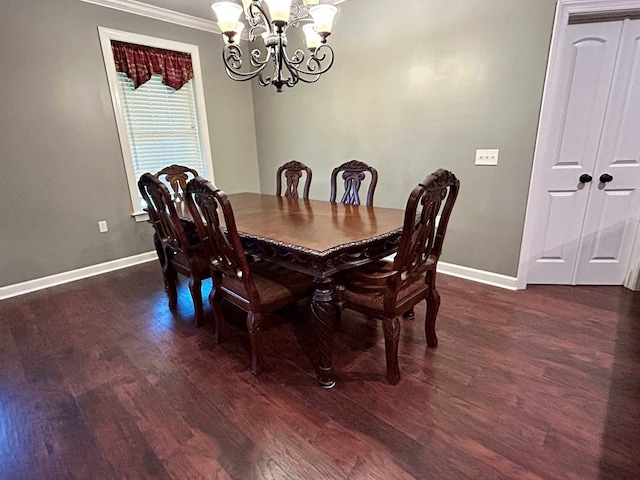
111 41 193 91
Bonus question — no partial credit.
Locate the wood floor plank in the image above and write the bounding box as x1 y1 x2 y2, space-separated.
77 384 172 479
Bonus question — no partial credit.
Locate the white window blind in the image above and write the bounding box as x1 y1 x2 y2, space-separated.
115 72 205 208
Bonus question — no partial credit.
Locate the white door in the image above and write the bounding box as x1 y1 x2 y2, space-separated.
527 19 640 285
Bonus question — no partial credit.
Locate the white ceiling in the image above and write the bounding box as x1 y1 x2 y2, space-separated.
130 0 343 23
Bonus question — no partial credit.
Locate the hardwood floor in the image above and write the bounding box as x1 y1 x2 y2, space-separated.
1 262 639 479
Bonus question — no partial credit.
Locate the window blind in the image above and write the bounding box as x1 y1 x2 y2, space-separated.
116 72 205 207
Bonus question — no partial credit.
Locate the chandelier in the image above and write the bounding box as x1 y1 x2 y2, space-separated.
211 0 338 92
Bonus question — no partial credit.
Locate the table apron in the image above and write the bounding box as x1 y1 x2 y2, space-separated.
241 233 402 278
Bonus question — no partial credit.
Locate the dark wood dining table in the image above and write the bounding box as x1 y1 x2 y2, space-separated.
225 193 406 387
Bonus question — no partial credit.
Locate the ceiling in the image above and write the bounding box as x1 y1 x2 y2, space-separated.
130 0 343 24
133 0 224 21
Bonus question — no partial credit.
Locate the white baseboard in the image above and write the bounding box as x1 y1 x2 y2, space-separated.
1 252 519 302
0 252 157 301
437 262 518 290
380 255 519 290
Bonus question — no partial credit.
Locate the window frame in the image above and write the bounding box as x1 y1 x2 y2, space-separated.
98 27 215 222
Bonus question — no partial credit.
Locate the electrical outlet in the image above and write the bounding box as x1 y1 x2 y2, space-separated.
475 149 499 166
98 220 108 233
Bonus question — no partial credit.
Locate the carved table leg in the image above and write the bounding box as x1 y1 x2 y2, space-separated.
311 276 336 388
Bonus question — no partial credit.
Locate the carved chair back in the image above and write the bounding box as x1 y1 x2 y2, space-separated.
138 173 193 258
330 160 378 206
276 161 312 199
185 177 260 303
389 169 459 305
155 164 199 203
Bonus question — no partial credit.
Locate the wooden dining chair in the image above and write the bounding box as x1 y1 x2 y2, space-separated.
330 160 378 206
185 177 315 375
335 169 460 384
276 160 312 199
138 173 211 327
151 164 201 282
155 164 199 203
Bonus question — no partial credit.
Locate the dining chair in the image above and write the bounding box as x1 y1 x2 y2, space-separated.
335 169 460 384
151 164 201 283
138 173 211 327
330 160 378 206
276 160 313 199
185 177 315 375
155 164 199 203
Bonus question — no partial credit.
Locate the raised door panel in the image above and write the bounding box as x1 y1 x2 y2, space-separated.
527 190 585 284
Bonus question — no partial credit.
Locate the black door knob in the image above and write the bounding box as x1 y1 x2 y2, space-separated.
599 173 613 183
579 173 593 183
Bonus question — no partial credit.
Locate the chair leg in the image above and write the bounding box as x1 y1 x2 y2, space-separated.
425 288 440 347
246 312 263 376
165 267 178 310
382 317 401 385
334 283 345 326
153 233 166 288
188 276 204 328
208 284 225 344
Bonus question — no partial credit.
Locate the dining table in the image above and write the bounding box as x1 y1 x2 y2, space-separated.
223 193 406 387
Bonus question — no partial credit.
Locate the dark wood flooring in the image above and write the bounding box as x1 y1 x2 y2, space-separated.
1 262 639 479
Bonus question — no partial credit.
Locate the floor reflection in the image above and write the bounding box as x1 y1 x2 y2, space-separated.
598 289 640 479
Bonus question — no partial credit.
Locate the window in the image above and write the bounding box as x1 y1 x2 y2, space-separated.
117 72 204 207
98 28 214 221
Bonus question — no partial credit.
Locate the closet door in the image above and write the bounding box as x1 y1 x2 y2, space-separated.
574 19 640 284
526 21 622 284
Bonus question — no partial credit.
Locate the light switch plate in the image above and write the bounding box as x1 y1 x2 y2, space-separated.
475 149 499 166
98 220 108 233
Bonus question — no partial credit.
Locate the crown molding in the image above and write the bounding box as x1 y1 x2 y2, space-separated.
79 0 221 33
80 0 348 33
559 0 640 13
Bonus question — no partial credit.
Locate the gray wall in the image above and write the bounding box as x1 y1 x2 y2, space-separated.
252 0 557 277
0 0 557 288
0 0 260 287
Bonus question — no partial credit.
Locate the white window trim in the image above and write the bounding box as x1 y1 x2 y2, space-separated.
98 27 215 222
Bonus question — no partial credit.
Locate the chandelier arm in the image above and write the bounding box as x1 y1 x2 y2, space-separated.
287 49 306 67
289 3 304 23
222 44 270 81
249 47 273 68
282 44 335 82
280 55 301 89
258 71 272 87
246 2 271 32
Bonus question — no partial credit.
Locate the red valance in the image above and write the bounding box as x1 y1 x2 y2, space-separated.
111 41 194 91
